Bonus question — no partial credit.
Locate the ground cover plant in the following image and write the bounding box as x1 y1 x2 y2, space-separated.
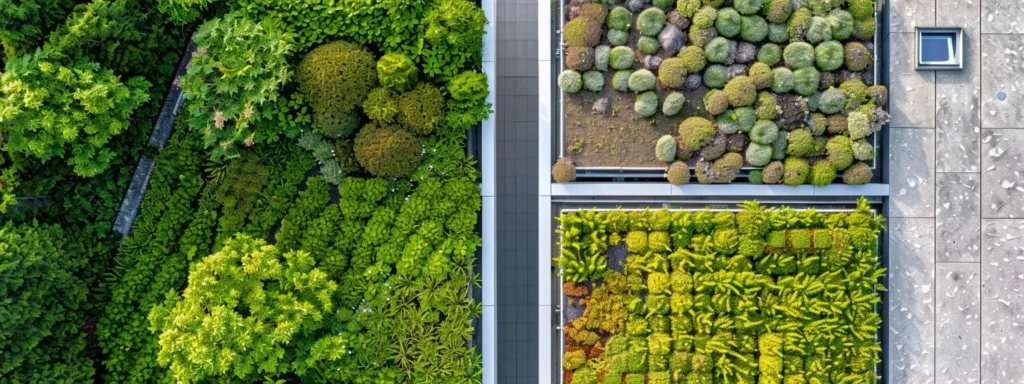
555 0 888 185
555 199 886 383
0 0 490 382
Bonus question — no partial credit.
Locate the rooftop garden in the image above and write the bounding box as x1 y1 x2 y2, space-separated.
553 0 888 185
555 198 886 383
0 0 490 382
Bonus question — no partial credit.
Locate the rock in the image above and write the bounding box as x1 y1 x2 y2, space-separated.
863 42 874 52
862 69 874 85
667 10 691 29
644 55 663 70
776 94 809 128
592 98 609 114
728 64 748 79
701 131 728 160
658 24 686 55
684 73 703 90
626 0 649 13
819 71 836 90
724 40 738 65
735 42 757 64
726 133 747 153
837 70 860 82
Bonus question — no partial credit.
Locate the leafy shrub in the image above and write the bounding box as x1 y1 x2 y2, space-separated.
559 70 583 92
629 69 658 92
638 36 661 55
398 83 445 136
783 42 815 69
757 43 782 65
377 53 419 92
0 50 150 177
420 0 487 78
771 67 795 93
608 7 633 30
827 9 855 40
793 67 821 96
740 15 768 42
679 46 708 72
815 40 845 71
0 222 93 382
0 0 76 60
659 58 688 88
610 46 636 69
636 91 660 117
583 70 605 91
354 124 423 177
638 8 668 36
553 157 577 182
445 70 492 133
715 8 742 37
297 41 377 134
663 92 687 116
705 37 732 63
723 76 757 107
704 64 730 88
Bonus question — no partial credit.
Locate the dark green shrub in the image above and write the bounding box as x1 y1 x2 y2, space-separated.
298 40 377 119
715 8 742 37
679 46 708 72
398 83 445 136
766 0 793 23
757 43 782 65
0 222 93 383
659 58 689 89
793 67 821 96
608 7 633 30
354 124 423 177
0 0 76 61
705 37 732 63
559 70 583 92
827 9 855 40
771 67 795 93
377 53 418 92
638 8 668 36
703 64 730 88
315 110 361 139
740 15 768 42
636 91 660 117
723 76 757 107
815 40 845 71
783 42 815 69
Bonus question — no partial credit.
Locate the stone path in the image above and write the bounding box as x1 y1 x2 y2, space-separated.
887 0 1024 381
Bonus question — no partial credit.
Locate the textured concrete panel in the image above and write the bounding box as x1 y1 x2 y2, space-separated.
981 0 1024 33
889 33 936 128
981 35 1024 129
888 218 936 345
937 173 981 262
981 129 1024 218
936 0 981 172
890 128 936 218
981 220 1024 383
892 343 936 384
936 263 981 383
891 0 935 32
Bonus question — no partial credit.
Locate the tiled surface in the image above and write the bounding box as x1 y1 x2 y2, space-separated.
890 0 1024 382
981 220 1024 383
980 35 1024 129
496 0 540 382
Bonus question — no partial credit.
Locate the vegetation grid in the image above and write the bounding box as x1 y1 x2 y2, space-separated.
553 0 888 186
0 0 491 382
555 199 887 383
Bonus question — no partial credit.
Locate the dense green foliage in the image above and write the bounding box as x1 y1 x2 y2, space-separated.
559 199 886 383
0 0 77 61
0 51 150 178
181 11 293 159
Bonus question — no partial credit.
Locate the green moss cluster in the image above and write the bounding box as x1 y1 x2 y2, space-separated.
814 40 844 71
638 8 668 36
749 120 779 144
377 53 418 92
705 37 732 63
809 159 837 186
852 139 874 161
636 91 660 117
656 135 678 162
705 90 730 115
746 142 774 166
806 16 832 43
608 29 630 46
766 0 793 23
398 83 445 136
723 76 757 107
755 92 778 119
827 9 855 40
663 92 687 116
638 36 661 55
865 85 887 105
716 8 742 37
703 64 730 88
734 0 762 15
629 69 658 92
785 128 815 157
552 157 576 182
696 153 743 183
854 18 876 40
740 15 769 42
610 46 636 69
353 124 422 177
809 112 827 135
818 87 848 114
845 42 871 71
768 22 790 43
757 43 782 66
847 111 872 140
612 70 632 91
783 42 815 69
667 161 690 185
749 62 773 89
559 70 582 93
793 67 820 96
678 117 716 152
693 6 719 28
771 67 794 93
297 41 377 118
564 16 603 47
788 8 813 41
565 46 595 70
608 7 633 31
782 157 810 186
583 70 605 92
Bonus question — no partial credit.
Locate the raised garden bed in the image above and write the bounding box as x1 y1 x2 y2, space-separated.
552 0 887 186
554 198 886 383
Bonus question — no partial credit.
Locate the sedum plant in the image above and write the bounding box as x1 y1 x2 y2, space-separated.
182 12 293 159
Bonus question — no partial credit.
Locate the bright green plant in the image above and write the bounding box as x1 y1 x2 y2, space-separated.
0 0 76 60
0 50 151 177
420 0 487 79
377 53 419 92
446 70 493 135
353 124 423 177
398 83 445 136
182 12 292 159
297 40 377 129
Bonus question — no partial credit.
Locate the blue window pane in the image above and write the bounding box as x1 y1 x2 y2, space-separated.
921 35 951 62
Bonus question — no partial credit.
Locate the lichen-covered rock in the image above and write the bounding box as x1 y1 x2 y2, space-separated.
819 71 836 90
701 131 728 160
667 10 691 29
658 24 686 55
776 94 808 127
842 162 872 184
726 133 747 152
635 91 659 117
825 135 854 170
553 157 577 182
783 157 810 186
865 85 887 105
667 161 690 185
684 73 703 90
762 160 784 183
592 98 609 114
559 70 583 93
728 64 749 79
662 92 686 116
656 135 678 161
644 55 664 70
565 46 595 70
696 153 743 183
626 0 650 13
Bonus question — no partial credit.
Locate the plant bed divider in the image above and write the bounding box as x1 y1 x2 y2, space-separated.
548 201 888 383
550 0 888 183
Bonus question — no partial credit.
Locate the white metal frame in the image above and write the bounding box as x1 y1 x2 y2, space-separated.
481 0 496 381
